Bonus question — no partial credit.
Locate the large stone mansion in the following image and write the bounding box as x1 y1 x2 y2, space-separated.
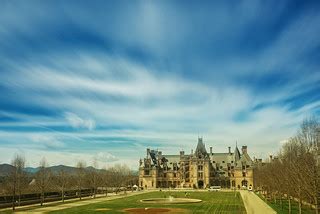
139 137 257 189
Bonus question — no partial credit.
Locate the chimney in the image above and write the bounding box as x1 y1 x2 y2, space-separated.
210 146 212 155
228 146 231 155
180 151 185 156
241 146 247 154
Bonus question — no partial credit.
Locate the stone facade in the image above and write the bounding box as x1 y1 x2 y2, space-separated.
139 137 255 189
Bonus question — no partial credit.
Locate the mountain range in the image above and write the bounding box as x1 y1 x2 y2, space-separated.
0 164 96 177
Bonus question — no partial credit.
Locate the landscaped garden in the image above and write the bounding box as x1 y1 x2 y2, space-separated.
48 191 246 213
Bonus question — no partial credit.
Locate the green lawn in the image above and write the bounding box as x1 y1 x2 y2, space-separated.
49 191 246 213
255 193 314 214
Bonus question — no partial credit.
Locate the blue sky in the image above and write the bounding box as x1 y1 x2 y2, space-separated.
0 0 319 168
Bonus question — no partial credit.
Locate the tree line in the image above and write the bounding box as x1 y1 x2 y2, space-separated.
0 157 138 210
254 117 320 214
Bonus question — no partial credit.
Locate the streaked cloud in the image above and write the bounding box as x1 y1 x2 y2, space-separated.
0 0 319 167
65 112 95 130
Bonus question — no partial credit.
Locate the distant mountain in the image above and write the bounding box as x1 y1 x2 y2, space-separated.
24 167 39 174
49 165 79 175
25 165 80 175
0 164 106 177
0 164 14 176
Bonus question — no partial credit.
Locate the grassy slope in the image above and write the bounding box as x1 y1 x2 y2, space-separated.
49 191 246 213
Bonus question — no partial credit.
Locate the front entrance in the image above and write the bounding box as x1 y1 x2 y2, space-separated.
198 180 204 189
241 180 248 188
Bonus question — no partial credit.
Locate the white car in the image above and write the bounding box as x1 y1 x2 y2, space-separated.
208 186 221 191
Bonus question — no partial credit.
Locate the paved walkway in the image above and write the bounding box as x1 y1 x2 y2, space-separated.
240 191 276 214
3 191 148 213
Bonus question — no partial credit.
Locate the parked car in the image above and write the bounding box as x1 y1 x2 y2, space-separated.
208 186 221 191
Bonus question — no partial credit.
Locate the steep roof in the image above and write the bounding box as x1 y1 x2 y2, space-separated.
195 137 207 156
234 145 241 162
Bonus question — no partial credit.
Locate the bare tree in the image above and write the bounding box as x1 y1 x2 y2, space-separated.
35 158 50 206
298 117 320 214
9 154 26 210
109 164 131 194
101 166 110 197
76 161 86 200
88 159 99 198
56 169 69 202
256 117 320 214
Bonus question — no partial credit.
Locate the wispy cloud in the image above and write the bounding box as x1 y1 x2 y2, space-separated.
65 112 95 130
0 0 319 167
30 134 65 149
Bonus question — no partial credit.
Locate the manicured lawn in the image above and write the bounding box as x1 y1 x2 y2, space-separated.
49 191 246 213
255 193 314 214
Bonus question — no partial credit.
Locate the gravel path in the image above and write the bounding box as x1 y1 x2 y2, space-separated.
240 190 276 214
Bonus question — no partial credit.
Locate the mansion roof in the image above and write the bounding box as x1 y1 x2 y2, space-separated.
143 138 253 170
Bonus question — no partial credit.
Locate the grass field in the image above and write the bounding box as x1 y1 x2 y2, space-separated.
263 199 314 214
256 193 314 214
48 191 246 213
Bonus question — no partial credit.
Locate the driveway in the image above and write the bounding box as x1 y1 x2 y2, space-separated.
240 190 276 214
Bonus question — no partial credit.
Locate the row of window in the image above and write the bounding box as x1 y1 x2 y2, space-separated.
212 160 233 164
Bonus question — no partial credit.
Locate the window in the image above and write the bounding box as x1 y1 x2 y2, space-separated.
198 172 203 178
174 173 176 178
164 173 167 178
212 161 215 163
144 170 150 175
222 161 225 163
242 172 246 177
231 161 233 163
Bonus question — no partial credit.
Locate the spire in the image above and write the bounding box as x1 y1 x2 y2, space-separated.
234 141 241 161
195 137 207 156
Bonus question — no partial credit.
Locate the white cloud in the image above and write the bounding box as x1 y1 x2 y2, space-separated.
0 52 318 166
96 152 118 162
65 112 95 130
30 134 65 149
